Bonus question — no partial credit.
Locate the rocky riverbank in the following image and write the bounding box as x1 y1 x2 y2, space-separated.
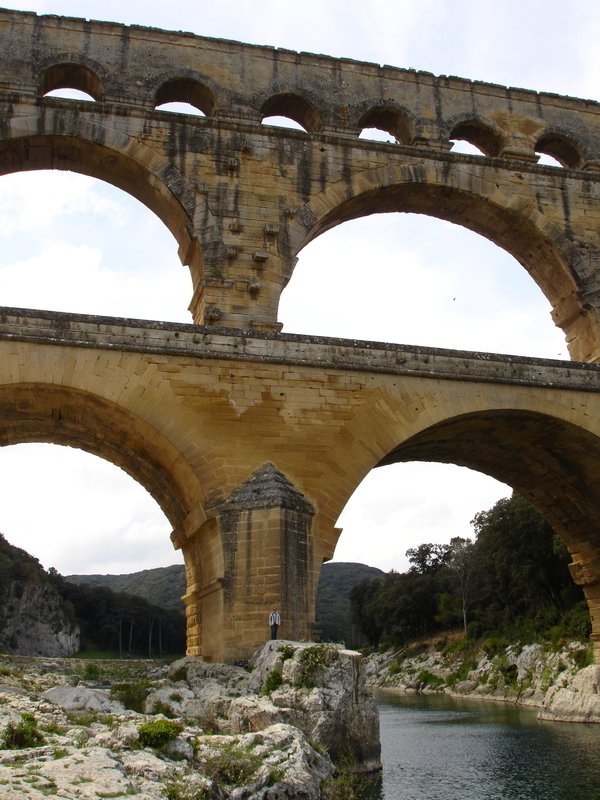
364 639 600 723
0 641 380 799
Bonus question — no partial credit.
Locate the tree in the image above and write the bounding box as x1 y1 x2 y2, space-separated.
350 577 384 646
445 537 473 636
469 493 585 633
405 543 450 575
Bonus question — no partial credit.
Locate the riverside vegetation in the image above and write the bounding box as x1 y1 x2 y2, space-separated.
350 493 590 653
364 636 600 722
350 492 600 724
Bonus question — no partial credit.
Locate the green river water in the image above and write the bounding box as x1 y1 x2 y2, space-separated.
366 692 600 799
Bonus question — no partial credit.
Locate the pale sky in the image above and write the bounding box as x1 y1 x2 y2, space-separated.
0 0 595 576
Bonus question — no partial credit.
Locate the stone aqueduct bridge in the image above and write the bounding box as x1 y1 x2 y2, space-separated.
3 9 600 661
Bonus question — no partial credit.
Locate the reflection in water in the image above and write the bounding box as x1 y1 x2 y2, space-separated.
373 692 600 800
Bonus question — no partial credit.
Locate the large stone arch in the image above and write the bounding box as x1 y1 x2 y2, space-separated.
0 381 223 655
0 383 204 532
382 410 600 551
387 409 600 655
0 124 213 323
286 162 598 361
326 393 600 658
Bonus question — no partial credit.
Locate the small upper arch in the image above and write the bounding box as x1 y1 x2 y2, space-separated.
535 129 584 169
355 102 418 145
260 91 322 133
447 115 506 157
154 76 218 117
39 60 105 101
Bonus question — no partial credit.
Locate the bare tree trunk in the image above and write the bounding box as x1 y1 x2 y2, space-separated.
148 617 154 658
128 615 135 657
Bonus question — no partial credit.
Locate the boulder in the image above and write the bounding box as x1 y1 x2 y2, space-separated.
41 685 126 714
251 641 381 771
539 665 600 722
168 641 381 772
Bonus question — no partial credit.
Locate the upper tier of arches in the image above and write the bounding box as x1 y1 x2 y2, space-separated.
1 5 598 170
31 61 594 168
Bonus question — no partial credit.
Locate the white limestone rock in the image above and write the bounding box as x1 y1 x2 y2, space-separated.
539 665 600 722
41 685 126 714
39 747 134 798
194 723 334 800
251 641 381 771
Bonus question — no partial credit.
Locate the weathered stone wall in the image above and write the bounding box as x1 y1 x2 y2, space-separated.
2 308 600 661
2 9 600 358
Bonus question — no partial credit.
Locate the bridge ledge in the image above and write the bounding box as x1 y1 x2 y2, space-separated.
1 306 599 391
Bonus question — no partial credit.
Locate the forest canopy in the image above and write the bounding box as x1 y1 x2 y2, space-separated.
350 494 590 648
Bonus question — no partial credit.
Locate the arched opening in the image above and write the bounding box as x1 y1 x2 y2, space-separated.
358 127 397 143
536 152 564 168
0 385 199 531
154 78 216 117
450 139 487 156
357 106 414 145
261 93 321 133
155 102 206 117
535 132 583 169
43 88 96 102
280 212 567 357
262 115 307 131
0 381 206 657
330 409 599 650
449 119 504 157
0 135 197 291
284 170 588 360
39 63 104 101
0 169 193 322
281 212 572 643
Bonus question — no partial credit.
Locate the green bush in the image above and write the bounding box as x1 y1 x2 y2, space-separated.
466 621 483 640
1 713 45 749
138 719 183 748
82 662 101 681
572 643 594 670
111 680 151 712
278 644 296 661
201 742 261 788
499 662 519 688
417 670 444 687
483 637 508 659
296 645 336 689
261 668 283 696
446 657 478 687
161 777 211 800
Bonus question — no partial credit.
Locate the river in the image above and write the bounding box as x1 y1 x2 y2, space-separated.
363 691 600 800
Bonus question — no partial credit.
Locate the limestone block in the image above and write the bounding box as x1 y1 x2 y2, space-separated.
41 685 126 714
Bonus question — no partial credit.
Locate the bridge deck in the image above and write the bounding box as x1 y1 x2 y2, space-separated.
1 307 599 392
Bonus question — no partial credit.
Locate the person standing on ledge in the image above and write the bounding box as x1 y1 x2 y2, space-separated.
269 608 281 640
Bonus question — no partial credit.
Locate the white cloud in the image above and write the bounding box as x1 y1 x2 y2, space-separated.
0 444 178 574
0 172 129 237
334 462 510 572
